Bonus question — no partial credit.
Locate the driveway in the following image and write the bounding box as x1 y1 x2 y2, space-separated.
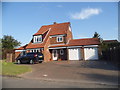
19 60 119 86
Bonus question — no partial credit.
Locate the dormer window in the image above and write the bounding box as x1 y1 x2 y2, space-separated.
33 35 42 43
57 36 63 42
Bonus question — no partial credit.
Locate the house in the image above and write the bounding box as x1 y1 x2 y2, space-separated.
15 22 100 62
103 40 118 44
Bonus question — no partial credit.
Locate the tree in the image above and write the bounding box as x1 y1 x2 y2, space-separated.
93 32 103 43
1 35 21 59
0 39 2 59
2 35 21 50
93 32 100 38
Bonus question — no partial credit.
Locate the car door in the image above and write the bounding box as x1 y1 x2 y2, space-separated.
26 53 34 61
25 54 31 61
20 55 27 63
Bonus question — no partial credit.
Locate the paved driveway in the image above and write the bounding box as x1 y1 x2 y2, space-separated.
19 60 119 85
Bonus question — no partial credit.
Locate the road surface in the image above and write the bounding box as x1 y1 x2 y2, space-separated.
2 76 118 88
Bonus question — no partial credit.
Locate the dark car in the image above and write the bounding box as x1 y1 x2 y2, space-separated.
16 52 44 64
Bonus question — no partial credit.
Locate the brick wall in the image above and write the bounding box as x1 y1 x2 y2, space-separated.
66 26 73 43
6 52 16 62
15 52 21 59
43 36 51 62
80 47 84 60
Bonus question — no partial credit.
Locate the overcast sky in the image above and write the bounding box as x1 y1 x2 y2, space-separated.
2 2 118 46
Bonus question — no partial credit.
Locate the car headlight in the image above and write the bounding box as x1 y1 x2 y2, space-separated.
39 56 42 58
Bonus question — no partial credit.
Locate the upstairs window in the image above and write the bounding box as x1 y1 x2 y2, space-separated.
33 35 42 43
57 36 63 42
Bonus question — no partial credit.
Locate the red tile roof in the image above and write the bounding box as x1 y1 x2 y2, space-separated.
26 22 70 49
68 38 100 46
103 40 118 43
34 26 50 35
34 22 70 36
50 44 68 48
49 38 100 48
17 38 100 49
15 44 28 50
26 42 44 49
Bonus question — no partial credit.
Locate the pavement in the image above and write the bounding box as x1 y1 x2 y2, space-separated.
2 76 118 88
18 60 119 86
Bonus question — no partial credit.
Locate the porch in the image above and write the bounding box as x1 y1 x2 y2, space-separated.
49 48 68 61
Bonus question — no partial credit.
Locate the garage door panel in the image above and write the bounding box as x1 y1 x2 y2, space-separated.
84 48 98 60
69 48 81 60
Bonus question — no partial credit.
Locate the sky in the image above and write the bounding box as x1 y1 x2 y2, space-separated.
2 2 118 46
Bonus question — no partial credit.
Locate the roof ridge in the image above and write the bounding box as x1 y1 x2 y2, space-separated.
42 22 70 27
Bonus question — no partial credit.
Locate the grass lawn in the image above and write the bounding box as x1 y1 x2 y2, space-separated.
0 61 32 76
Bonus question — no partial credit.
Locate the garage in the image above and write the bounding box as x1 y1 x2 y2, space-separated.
68 48 81 60
84 47 98 60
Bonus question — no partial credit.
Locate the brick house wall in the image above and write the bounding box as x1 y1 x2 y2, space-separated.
15 52 21 59
43 37 51 62
66 26 73 43
43 30 51 62
80 47 85 60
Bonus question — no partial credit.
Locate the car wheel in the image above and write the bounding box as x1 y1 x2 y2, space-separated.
30 60 34 64
17 60 21 64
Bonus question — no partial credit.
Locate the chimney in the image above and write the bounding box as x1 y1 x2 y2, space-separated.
53 22 57 24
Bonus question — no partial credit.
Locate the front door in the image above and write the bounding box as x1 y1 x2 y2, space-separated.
52 50 58 60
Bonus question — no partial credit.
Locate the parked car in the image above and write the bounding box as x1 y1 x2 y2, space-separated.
16 52 44 64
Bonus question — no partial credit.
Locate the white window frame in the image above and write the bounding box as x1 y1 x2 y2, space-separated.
38 35 42 42
60 49 64 55
57 36 63 42
33 35 42 43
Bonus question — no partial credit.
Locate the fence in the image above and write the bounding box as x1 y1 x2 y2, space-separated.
102 45 120 64
6 53 15 62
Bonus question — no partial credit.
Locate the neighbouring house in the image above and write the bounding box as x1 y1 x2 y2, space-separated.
103 40 118 44
15 22 100 62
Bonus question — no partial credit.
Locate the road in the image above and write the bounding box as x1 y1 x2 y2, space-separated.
2 76 118 88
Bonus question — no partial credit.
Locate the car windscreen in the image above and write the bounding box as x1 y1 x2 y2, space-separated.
26 53 43 56
26 53 35 56
37 53 43 56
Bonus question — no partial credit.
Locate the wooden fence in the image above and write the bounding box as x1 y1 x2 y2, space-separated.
102 45 120 65
6 53 15 62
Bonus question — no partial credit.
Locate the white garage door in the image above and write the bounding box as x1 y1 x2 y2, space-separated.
84 48 98 60
69 48 81 60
